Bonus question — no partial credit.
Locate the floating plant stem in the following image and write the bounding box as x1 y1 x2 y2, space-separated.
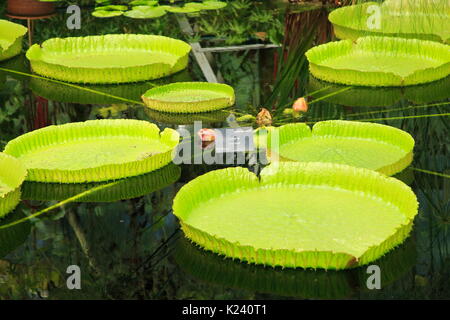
410 167 450 179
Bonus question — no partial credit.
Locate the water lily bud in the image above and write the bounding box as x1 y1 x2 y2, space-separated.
293 97 308 113
256 108 272 127
198 128 216 142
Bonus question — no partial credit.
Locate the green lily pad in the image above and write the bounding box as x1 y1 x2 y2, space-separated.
142 82 235 113
268 120 414 176
124 6 167 19
130 0 158 6
329 1 450 43
3 120 180 183
92 10 124 18
306 36 450 87
95 5 128 11
26 34 191 84
173 162 418 270
197 1 227 10
0 20 27 62
166 6 201 13
22 164 180 202
0 153 27 219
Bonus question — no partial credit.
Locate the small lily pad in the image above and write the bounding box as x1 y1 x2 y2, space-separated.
124 6 167 19
198 1 227 10
3 119 180 183
166 6 201 13
95 5 128 11
268 120 414 176
142 82 235 113
173 162 418 270
130 0 158 6
92 10 124 18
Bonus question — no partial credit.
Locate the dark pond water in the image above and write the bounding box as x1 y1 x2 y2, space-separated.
0 1 449 299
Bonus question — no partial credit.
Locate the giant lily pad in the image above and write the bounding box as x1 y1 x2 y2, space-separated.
305 36 450 86
26 34 191 84
22 164 180 202
3 120 180 183
267 120 414 176
329 1 450 43
0 20 27 62
173 162 418 270
0 153 27 218
142 82 235 113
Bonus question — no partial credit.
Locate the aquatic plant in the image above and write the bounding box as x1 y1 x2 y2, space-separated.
173 162 418 270
26 34 191 84
306 36 450 86
0 20 27 62
329 0 450 43
3 119 180 183
268 120 414 176
142 82 235 113
0 153 27 219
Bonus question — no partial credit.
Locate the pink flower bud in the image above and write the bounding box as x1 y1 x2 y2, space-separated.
293 97 308 113
198 128 216 142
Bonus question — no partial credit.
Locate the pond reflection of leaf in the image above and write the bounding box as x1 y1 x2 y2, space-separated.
21 164 181 203
174 236 416 299
0 210 31 259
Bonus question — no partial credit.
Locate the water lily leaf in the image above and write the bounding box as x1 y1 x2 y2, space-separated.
26 34 191 84
3 119 180 183
305 36 450 86
142 82 235 113
129 0 158 6
124 6 167 19
173 162 418 270
95 5 128 11
166 6 201 13
92 10 124 18
329 1 450 43
268 120 414 176
0 153 27 218
199 1 227 10
0 20 27 61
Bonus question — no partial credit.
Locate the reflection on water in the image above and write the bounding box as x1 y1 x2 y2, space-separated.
21 164 181 203
308 76 450 107
0 1 448 300
174 236 417 299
